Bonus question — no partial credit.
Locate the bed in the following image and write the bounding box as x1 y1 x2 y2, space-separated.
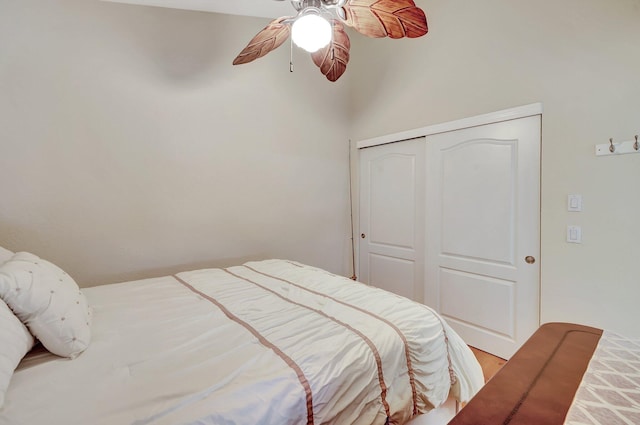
0 250 484 425
448 322 640 425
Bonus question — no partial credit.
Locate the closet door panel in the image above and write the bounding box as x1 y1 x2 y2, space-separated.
425 115 540 359
369 254 415 300
369 153 417 249
359 138 425 302
440 141 515 264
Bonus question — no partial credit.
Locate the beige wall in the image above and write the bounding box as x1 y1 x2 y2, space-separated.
2 0 639 338
0 0 352 286
348 0 640 336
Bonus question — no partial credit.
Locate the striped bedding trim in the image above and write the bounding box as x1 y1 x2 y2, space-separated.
172 274 315 425
283 261 455 387
224 268 392 419
419 304 457 387
244 263 419 415
276 261 458 390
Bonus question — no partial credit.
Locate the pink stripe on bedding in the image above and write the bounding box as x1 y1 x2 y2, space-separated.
283 260 456 387
224 268 392 419
244 264 419 416
172 275 315 425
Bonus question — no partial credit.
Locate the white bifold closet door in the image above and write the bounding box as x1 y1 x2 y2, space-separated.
359 115 540 359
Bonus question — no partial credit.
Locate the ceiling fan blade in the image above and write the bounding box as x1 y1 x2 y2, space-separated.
311 21 351 82
343 0 428 39
232 17 292 65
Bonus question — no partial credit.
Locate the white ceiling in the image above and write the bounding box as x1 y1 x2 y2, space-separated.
102 0 293 19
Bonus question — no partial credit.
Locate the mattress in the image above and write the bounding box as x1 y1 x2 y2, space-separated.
1 259 484 425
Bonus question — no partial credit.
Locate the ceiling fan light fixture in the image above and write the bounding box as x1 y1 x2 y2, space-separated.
291 10 332 53
233 0 428 82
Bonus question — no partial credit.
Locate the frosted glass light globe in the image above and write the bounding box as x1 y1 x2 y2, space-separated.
291 13 332 53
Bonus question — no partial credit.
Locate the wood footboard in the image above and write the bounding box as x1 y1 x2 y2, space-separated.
448 322 603 425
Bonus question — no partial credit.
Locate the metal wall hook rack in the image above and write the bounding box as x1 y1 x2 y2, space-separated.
596 135 640 156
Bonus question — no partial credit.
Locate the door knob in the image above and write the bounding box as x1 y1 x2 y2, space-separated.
361 233 366 239
525 256 536 264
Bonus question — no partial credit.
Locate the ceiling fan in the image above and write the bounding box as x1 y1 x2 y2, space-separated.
232 0 428 82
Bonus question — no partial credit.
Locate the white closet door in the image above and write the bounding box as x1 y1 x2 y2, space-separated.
425 115 541 359
359 138 426 302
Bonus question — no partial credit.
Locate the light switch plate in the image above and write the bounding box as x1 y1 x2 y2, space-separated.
567 225 582 243
568 194 582 212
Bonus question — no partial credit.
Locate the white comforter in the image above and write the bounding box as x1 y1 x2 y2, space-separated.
1 260 483 425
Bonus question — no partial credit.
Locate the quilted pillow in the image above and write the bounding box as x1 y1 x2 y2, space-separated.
0 297 35 407
0 252 91 359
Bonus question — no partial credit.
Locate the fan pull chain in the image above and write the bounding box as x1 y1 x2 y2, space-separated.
330 20 336 61
289 36 294 73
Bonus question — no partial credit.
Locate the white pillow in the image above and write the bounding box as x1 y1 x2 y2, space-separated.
0 297 35 408
0 246 13 265
0 252 91 359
